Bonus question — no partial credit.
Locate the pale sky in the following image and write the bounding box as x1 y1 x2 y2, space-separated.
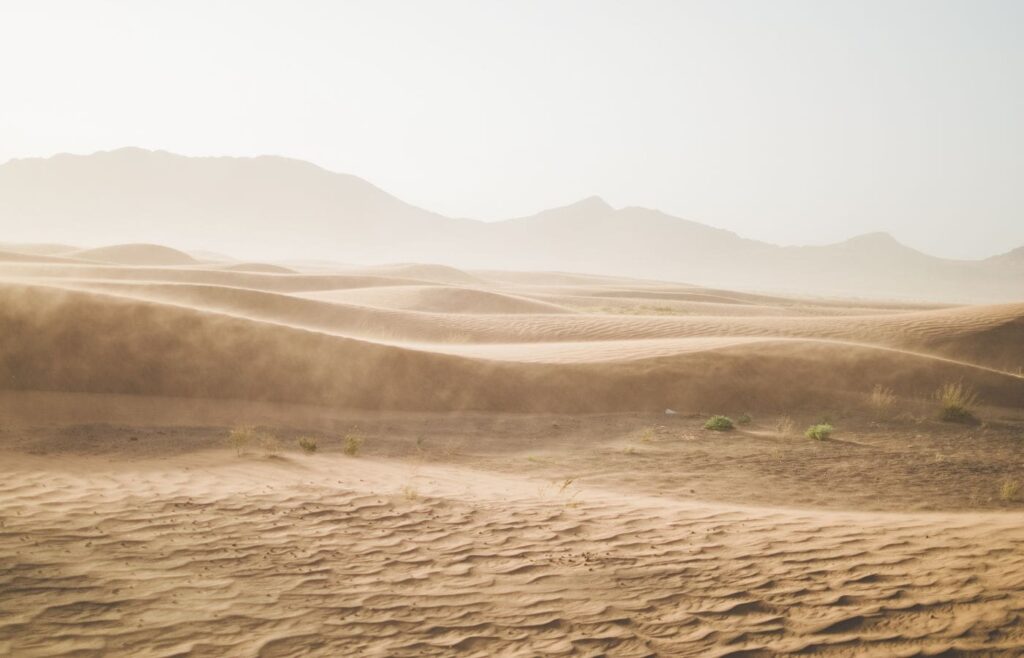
1 0 1022 258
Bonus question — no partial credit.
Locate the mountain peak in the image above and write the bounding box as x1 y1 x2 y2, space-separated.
843 231 900 246
558 195 613 213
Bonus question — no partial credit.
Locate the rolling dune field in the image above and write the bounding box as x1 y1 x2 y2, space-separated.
1 250 1023 657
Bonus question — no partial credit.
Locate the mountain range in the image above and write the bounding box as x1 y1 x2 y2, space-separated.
1 147 1021 302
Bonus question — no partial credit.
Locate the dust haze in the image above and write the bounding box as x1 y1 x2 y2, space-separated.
3 2 1024 657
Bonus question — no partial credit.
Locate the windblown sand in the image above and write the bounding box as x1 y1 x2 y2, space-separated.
1 251 1022 656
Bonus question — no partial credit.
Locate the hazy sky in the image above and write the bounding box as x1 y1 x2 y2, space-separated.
2 0 1022 258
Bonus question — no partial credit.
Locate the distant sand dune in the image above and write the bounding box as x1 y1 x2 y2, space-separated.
302 284 573 314
221 262 298 274
71 243 198 266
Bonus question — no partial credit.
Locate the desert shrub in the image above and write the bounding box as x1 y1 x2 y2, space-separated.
935 382 978 423
869 384 896 416
228 425 258 456
775 415 795 435
297 436 319 454
704 415 735 431
1000 479 1020 502
737 413 753 426
343 431 364 457
805 423 833 440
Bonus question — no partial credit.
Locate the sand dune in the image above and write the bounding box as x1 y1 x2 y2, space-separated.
2 281 1022 412
302 284 573 314
71 243 199 266
0 249 93 264
41 272 1022 373
342 262 485 285
222 262 299 274
2 258 1023 656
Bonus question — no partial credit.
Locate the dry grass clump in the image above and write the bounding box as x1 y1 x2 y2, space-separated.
1000 479 1020 502
869 384 897 417
774 415 795 436
297 436 319 454
226 427 282 458
343 430 365 457
228 425 282 457
228 425 257 456
703 415 735 432
258 433 281 457
935 382 978 423
805 423 833 441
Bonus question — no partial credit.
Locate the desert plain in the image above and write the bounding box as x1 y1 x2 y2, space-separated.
1 243 1023 657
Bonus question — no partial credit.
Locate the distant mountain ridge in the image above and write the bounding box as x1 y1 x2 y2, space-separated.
0 147 1021 302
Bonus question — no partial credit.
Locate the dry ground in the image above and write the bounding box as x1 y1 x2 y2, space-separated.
1 252 1023 656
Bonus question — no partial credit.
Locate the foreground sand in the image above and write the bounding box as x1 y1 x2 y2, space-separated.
1 250 1023 655
4 447 1024 657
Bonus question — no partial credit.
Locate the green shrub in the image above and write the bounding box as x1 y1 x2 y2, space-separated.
805 423 833 440
737 413 753 425
297 436 319 454
704 415 735 431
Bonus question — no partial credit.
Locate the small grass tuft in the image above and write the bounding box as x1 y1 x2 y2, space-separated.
343 430 364 457
737 413 753 426
935 382 978 423
775 415 795 436
258 433 281 457
703 415 735 431
228 424 257 456
297 436 319 454
1000 478 1020 502
805 423 833 441
869 384 896 417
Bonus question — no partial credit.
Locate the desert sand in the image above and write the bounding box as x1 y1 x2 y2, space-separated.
2 245 1023 656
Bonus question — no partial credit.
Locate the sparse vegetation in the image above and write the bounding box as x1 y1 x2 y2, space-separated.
228 424 257 456
805 423 833 441
935 382 978 423
343 430 364 457
703 415 735 432
229 424 280 456
1000 478 1020 502
622 446 638 456
775 415 795 436
869 384 896 417
259 433 281 457
737 413 752 426
297 436 319 454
